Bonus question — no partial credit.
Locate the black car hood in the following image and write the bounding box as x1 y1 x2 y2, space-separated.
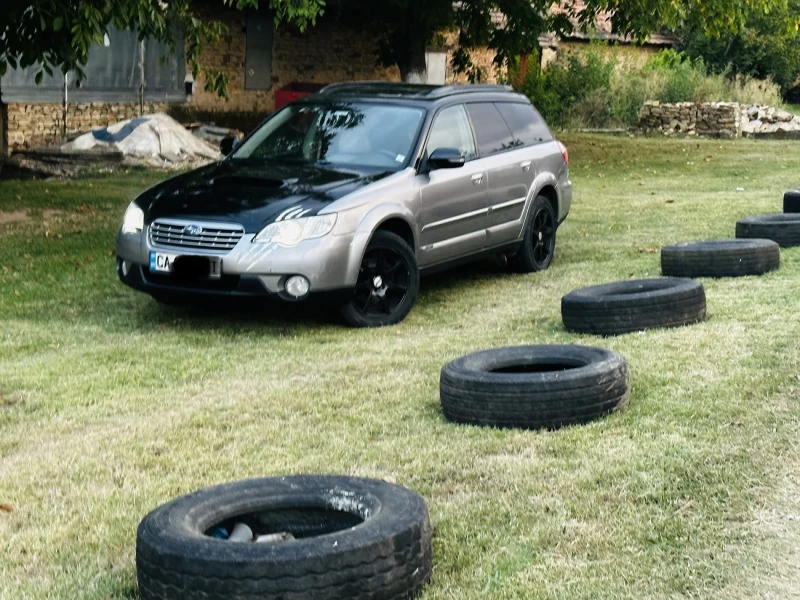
137 160 392 232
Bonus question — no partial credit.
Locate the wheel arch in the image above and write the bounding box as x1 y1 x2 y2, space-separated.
344 205 419 286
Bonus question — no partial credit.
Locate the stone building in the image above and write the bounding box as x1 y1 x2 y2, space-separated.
0 5 499 157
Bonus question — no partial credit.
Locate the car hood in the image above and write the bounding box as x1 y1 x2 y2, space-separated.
136 160 392 232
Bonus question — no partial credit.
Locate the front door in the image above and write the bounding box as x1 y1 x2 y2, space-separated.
418 105 489 266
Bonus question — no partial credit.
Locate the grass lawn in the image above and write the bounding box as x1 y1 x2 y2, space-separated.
2 134 800 599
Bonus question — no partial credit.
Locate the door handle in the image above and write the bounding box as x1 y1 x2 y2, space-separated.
471 173 484 186
521 161 532 172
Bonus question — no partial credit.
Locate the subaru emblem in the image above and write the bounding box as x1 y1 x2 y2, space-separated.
183 224 203 236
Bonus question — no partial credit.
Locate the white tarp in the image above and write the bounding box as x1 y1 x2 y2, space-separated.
61 113 221 167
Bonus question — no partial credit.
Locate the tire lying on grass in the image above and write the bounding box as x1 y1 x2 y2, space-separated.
561 278 706 336
440 345 630 430
137 475 432 600
736 214 800 247
784 189 800 213
661 239 780 278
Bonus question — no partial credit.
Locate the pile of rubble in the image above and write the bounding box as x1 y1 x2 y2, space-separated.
740 104 800 135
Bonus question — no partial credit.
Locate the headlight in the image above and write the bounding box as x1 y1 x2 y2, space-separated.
253 213 337 246
121 203 144 234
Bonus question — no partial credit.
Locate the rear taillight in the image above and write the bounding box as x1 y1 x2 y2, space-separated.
557 141 569 166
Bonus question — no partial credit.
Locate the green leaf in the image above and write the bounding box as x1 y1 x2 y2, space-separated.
35 70 43 84
53 17 64 32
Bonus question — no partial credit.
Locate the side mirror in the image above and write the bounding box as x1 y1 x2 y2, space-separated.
220 136 241 156
428 147 466 170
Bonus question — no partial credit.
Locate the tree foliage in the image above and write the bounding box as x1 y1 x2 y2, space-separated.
680 0 800 94
0 0 790 91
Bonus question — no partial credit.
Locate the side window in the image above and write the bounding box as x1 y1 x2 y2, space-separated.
465 103 516 157
495 102 553 146
426 105 477 161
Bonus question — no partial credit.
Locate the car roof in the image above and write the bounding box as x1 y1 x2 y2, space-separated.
307 81 529 107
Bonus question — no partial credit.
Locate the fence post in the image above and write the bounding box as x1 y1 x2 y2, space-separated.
139 40 145 115
62 71 68 138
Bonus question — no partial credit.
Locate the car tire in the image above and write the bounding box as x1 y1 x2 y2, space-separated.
340 231 420 328
509 195 557 273
136 475 432 600
561 278 706 336
784 190 800 213
661 239 780 278
440 345 630 430
736 214 800 247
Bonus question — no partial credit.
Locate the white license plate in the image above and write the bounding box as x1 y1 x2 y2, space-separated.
149 251 222 280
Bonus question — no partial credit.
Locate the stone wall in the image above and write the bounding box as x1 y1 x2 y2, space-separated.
636 101 742 137
5 102 168 151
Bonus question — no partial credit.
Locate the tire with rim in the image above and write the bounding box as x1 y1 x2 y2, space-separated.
509 195 556 273
341 231 420 328
440 345 630 430
661 239 780 278
137 475 432 600
736 214 800 247
561 278 706 336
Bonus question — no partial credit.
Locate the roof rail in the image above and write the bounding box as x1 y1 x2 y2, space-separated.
426 84 514 98
317 81 515 98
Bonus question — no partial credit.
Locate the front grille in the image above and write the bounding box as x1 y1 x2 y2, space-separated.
149 220 244 252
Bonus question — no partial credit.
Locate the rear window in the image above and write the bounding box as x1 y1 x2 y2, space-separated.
495 102 553 146
465 103 517 157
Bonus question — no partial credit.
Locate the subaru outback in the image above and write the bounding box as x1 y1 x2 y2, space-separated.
116 82 572 327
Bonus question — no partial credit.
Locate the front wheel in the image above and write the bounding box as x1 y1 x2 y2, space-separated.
509 195 557 273
340 231 420 328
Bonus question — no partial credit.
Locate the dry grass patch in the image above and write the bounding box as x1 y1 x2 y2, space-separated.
2 140 800 599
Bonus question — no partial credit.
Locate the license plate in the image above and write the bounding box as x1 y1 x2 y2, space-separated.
149 251 222 280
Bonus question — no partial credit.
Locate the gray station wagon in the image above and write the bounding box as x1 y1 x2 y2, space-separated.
116 82 572 327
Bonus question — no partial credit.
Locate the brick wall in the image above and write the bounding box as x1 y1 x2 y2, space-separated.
5 102 167 150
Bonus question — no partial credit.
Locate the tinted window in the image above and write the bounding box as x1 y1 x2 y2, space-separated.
496 102 553 146
426 105 477 161
465 103 516 157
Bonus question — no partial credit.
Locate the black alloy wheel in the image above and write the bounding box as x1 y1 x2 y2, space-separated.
510 195 557 273
341 231 420 327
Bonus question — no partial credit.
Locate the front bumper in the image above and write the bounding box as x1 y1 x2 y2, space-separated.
116 224 356 300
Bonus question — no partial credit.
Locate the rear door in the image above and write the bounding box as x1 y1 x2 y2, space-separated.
418 104 489 265
464 102 530 247
489 102 555 242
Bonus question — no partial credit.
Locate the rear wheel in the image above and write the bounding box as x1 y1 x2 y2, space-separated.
509 195 556 273
340 231 420 328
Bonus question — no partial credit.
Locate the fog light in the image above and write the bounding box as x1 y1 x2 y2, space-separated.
285 275 310 298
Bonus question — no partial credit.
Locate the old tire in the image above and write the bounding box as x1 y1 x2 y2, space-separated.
661 239 780 278
784 190 800 213
136 476 432 600
440 345 629 430
736 214 800 247
561 278 706 336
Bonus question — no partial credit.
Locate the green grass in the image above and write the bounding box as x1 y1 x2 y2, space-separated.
2 137 800 599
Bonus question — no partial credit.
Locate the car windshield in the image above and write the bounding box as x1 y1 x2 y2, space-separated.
232 102 426 170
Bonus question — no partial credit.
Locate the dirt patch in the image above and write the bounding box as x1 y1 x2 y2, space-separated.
0 211 27 224
42 210 65 219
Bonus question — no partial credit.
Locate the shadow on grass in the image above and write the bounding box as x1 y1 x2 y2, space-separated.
9 256 518 337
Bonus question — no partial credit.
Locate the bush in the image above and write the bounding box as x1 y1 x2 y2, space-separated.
511 47 783 130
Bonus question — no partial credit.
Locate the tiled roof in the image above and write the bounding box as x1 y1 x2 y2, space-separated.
542 0 677 47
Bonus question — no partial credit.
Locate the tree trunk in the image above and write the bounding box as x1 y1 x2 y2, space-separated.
397 7 428 83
